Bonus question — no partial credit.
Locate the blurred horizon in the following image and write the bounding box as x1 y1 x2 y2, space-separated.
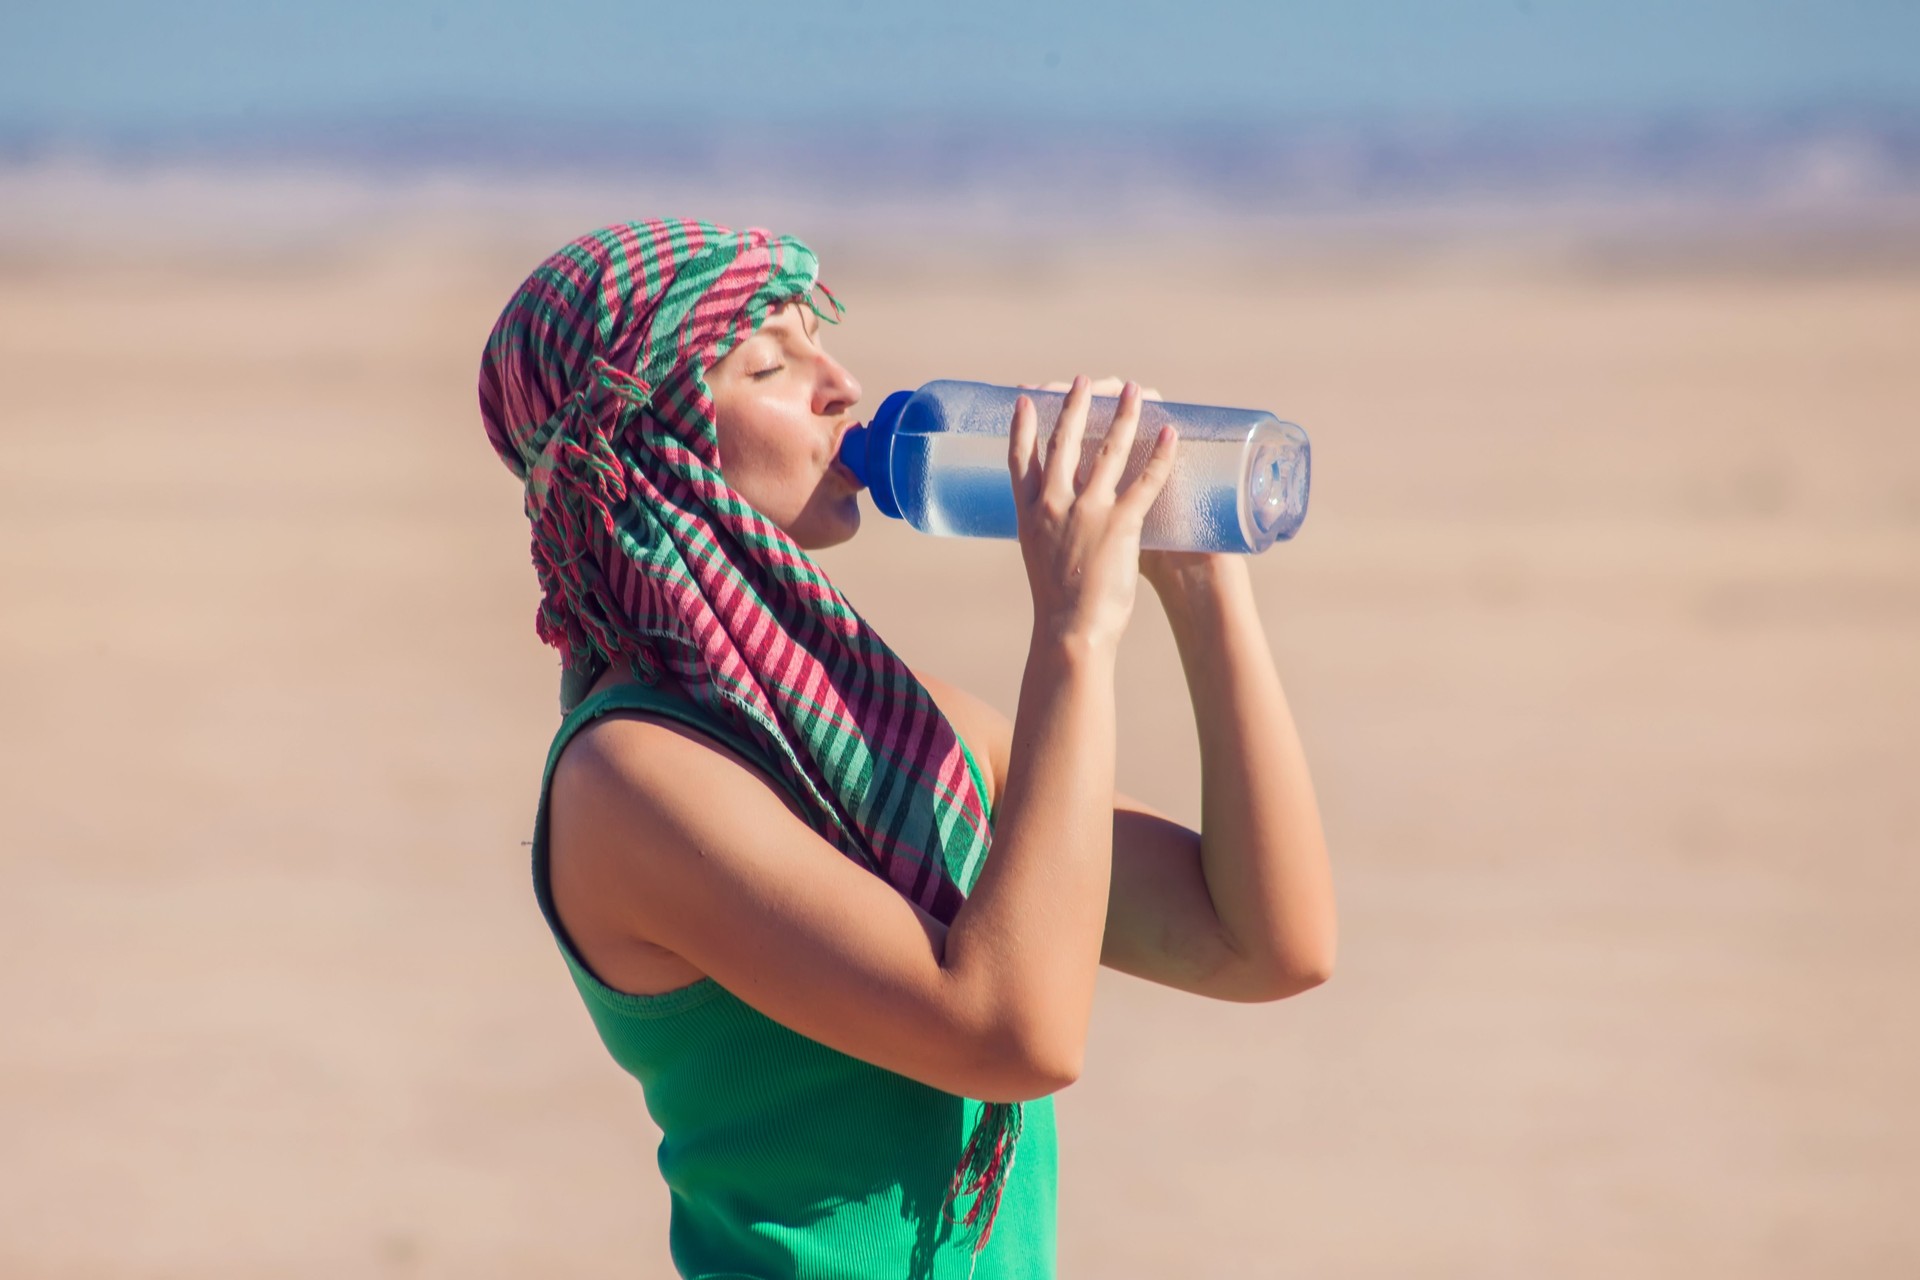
6 101 1920 260
6 1 1920 252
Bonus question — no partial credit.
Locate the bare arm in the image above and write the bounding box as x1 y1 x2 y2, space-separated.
551 634 1117 1103
937 637 1117 1087
1002 377 1335 1000
1148 556 1336 996
922 653 1333 1005
550 376 1174 1102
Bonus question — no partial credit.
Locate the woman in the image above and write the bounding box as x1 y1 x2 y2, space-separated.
479 218 1335 1279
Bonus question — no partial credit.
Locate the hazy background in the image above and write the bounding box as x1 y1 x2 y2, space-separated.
2 3 1916 1277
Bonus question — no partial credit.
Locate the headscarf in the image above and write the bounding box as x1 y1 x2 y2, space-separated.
478 218 1021 1253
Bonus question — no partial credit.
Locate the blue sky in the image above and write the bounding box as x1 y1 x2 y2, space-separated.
4 0 1917 133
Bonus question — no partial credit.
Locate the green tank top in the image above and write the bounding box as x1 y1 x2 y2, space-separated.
531 680 1059 1280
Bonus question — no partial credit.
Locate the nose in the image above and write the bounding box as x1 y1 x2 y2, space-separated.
817 352 861 415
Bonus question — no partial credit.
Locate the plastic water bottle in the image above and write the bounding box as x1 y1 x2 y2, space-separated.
836 380 1311 553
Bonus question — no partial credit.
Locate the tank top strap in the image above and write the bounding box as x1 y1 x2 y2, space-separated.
540 677 785 802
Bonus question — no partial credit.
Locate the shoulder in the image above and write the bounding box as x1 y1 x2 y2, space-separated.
552 706 811 841
545 704 830 961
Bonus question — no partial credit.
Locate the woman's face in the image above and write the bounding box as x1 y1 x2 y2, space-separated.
705 297 866 550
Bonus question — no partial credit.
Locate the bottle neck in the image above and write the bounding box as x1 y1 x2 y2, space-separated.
843 388 914 518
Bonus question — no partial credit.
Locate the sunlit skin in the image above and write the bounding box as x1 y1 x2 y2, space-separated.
705 298 865 551
710 347 1326 1002
568 310 1334 1035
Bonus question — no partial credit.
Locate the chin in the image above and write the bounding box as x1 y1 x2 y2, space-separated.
792 495 863 551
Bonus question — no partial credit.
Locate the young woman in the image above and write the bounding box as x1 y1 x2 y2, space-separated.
479 218 1335 1280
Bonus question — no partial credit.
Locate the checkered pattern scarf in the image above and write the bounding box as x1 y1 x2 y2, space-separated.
478 218 1021 1253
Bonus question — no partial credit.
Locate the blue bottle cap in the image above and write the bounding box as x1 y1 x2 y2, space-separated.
839 389 912 519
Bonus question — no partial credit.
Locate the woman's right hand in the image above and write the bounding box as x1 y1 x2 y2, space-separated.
1008 373 1180 653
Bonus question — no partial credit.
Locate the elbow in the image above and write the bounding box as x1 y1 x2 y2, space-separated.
1258 941 1335 1002
1227 937 1334 1004
940 971 1085 1102
969 1022 1083 1103
1026 1042 1083 1098
1268 955 1333 1000
983 1060 1079 1104
1248 912 1337 1002
999 1035 1082 1103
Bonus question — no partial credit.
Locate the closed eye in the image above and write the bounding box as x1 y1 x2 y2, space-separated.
750 365 783 380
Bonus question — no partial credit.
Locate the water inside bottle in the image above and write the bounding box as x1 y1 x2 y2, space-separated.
893 427 1251 551
893 433 1020 539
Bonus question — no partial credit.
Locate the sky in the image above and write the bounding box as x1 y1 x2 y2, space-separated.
4 0 1919 136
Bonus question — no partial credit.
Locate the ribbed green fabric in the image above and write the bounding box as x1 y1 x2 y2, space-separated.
531 679 1059 1280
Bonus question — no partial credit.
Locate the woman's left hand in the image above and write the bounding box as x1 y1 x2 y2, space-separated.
1016 375 1241 598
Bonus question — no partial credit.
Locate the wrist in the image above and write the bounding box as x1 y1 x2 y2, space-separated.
1151 555 1250 612
1027 629 1119 682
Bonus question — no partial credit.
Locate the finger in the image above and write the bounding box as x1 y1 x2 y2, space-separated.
1086 380 1144 497
1008 393 1040 505
1088 376 1127 398
1142 385 1164 401
1043 373 1092 506
1116 422 1179 522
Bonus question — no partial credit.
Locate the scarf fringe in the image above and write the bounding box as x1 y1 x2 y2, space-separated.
523 362 655 672
943 1099 1025 1256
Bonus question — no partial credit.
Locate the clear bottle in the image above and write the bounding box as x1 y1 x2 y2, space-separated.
837 380 1311 553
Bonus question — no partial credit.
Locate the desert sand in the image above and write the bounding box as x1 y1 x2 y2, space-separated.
2 216 1916 1277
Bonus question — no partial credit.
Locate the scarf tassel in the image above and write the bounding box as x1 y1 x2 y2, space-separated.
944 1100 1025 1256
524 385 639 672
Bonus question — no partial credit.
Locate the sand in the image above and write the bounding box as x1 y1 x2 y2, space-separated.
1 220 1916 1277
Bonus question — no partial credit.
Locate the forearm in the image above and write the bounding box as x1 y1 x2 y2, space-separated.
1160 563 1336 988
942 637 1116 1076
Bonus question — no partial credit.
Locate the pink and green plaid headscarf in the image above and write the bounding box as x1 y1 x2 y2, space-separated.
478 218 1021 1252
